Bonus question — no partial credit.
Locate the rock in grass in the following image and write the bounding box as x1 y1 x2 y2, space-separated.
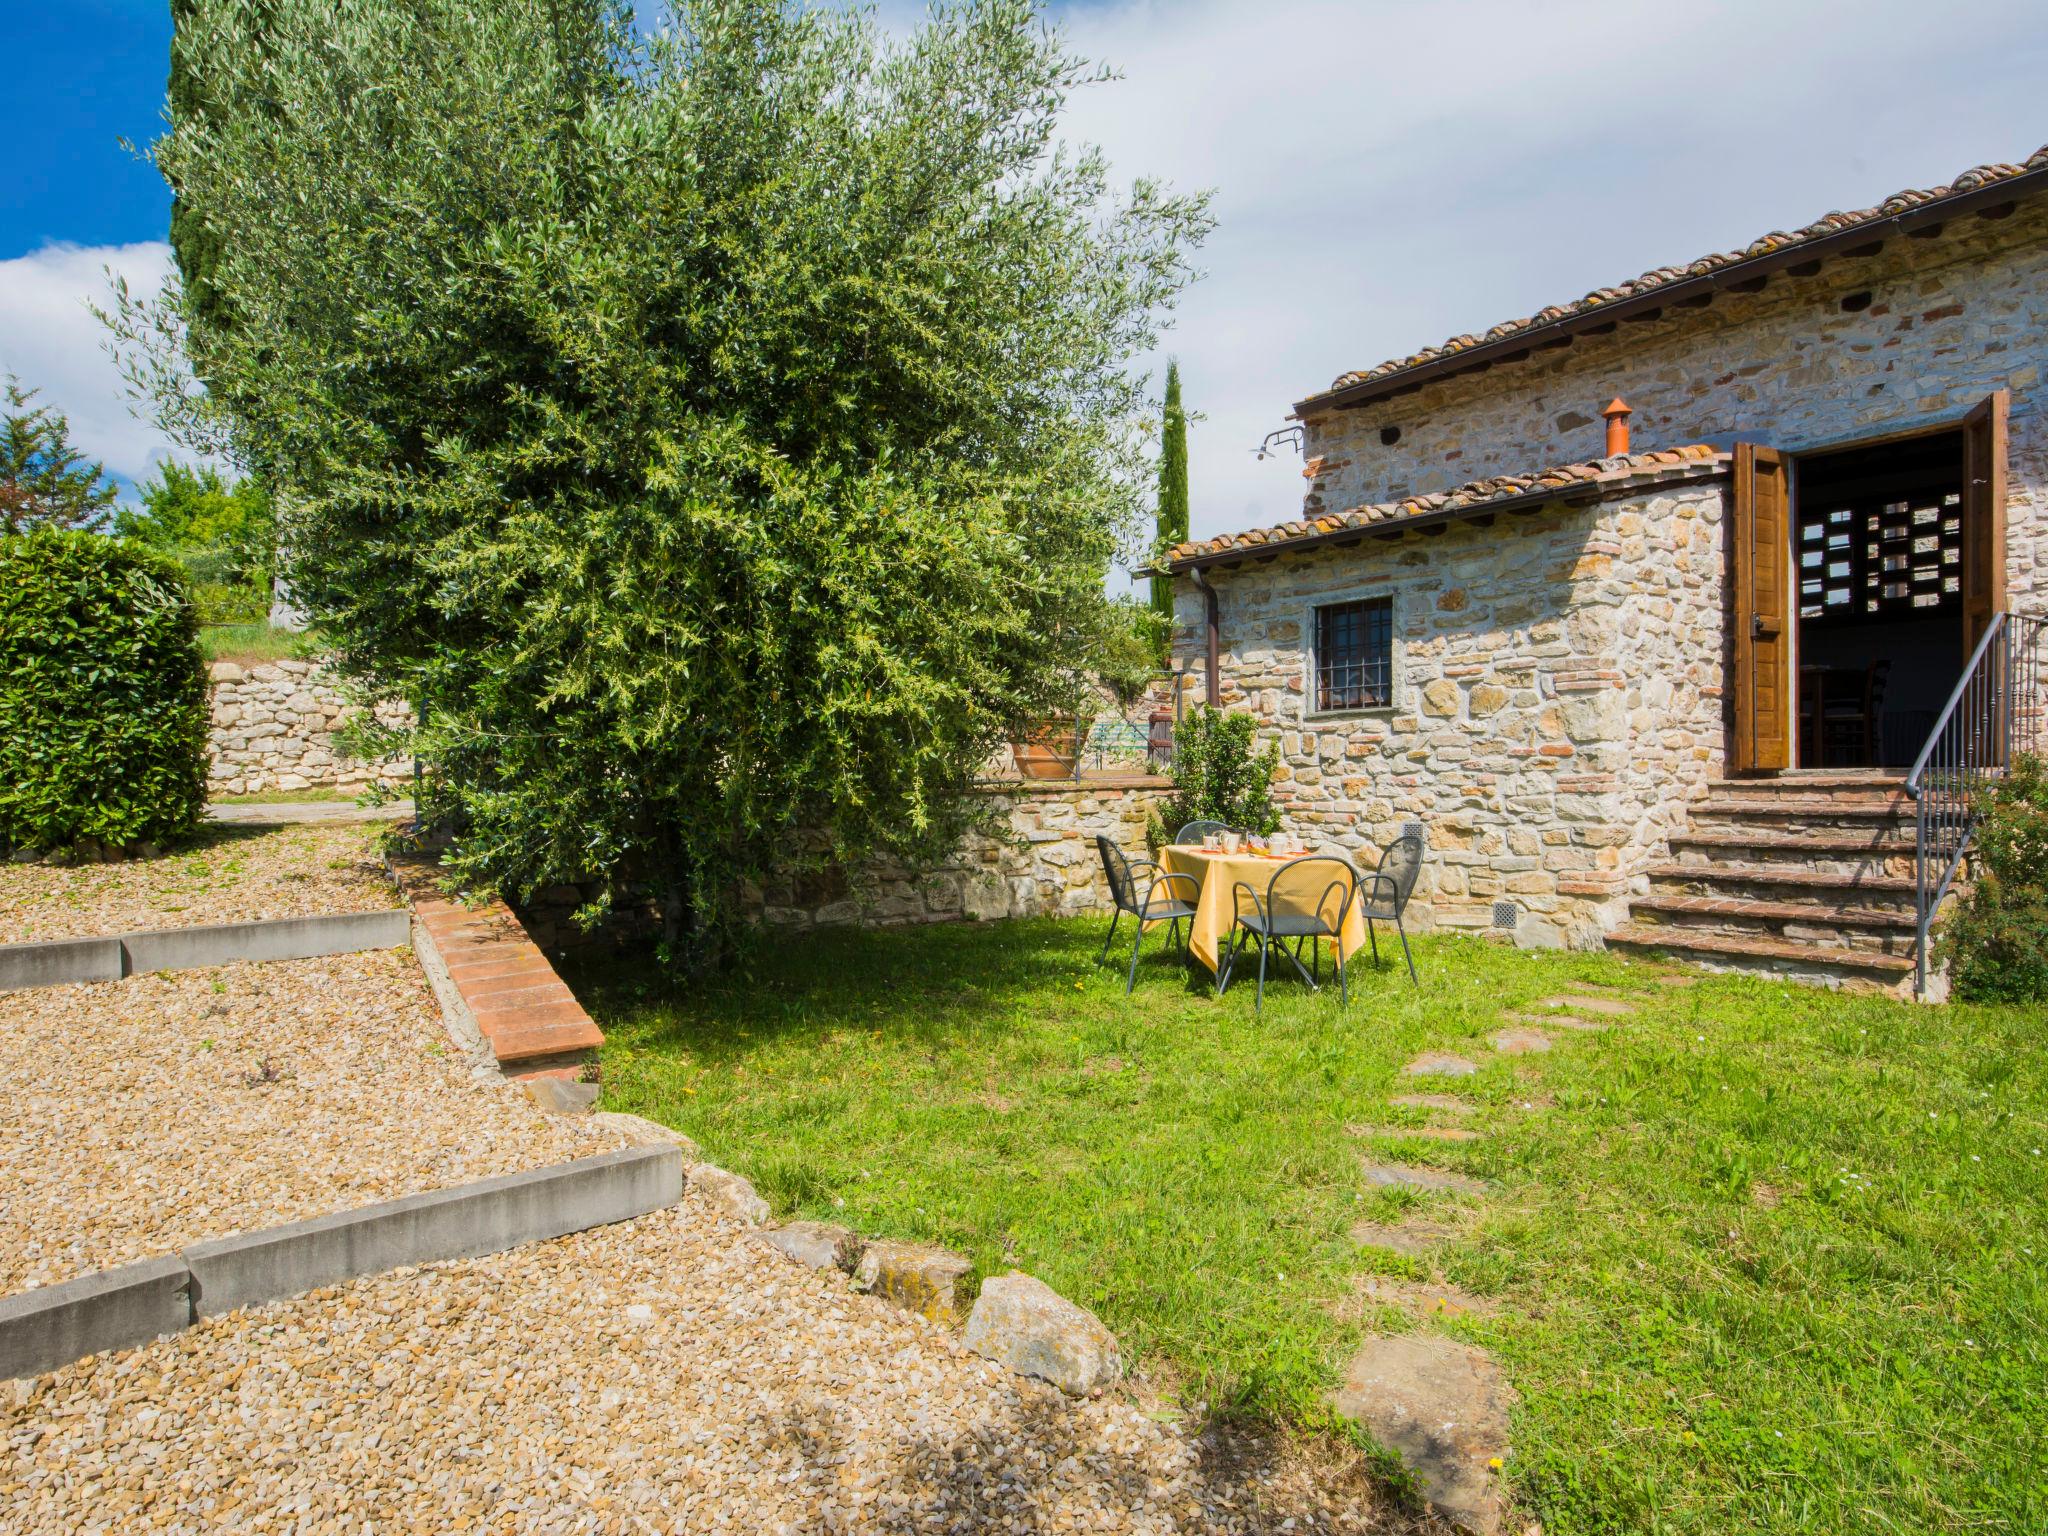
761 1220 863 1273
853 1240 973 1327
963 1272 1122 1395
690 1163 770 1227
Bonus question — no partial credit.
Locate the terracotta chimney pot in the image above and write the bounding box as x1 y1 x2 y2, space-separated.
1601 397 1632 457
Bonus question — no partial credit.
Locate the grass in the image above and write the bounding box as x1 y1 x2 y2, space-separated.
199 622 315 664
570 920 2047 1535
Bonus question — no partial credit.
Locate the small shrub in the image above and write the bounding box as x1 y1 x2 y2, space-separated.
0 530 211 853
1938 752 2048 1002
1146 705 1281 850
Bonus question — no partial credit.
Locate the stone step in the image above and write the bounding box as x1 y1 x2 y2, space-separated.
1646 861 1921 905
1713 772 1907 796
1691 797 1910 823
1668 830 1916 880
1607 924 1915 990
1630 895 1918 958
1633 891 1916 932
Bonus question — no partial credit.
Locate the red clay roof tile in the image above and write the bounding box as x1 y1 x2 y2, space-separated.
1307 146 2048 407
1166 444 1727 568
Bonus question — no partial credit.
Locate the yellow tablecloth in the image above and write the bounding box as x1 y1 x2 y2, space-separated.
1153 846 1372 977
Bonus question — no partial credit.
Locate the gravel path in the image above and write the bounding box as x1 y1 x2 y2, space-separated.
0 823 396 945
0 951 625 1293
0 1189 1407 1535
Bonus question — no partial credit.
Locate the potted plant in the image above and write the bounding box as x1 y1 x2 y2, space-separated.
1009 716 1085 780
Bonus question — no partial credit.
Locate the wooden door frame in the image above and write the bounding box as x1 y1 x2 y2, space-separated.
1961 389 2011 653
1731 442 1793 773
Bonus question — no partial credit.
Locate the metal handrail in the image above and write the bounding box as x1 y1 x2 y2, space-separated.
1906 612 2048 995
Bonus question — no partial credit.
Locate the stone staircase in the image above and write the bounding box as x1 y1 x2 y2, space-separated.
1607 772 1925 993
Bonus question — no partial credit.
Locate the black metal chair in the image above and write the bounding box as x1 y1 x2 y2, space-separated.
1095 836 1200 994
1216 855 1360 1012
1173 819 1231 845
1357 834 1424 985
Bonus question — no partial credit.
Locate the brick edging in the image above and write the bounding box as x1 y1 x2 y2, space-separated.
388 856 603 1081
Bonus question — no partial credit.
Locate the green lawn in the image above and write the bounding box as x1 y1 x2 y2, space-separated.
569 920 2047 1535
199 622 314 664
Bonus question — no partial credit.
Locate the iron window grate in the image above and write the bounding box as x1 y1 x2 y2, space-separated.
1315 597 1392 711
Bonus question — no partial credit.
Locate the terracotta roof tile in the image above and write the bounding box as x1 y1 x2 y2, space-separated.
1313 147 2048 403
1167 444 1727 568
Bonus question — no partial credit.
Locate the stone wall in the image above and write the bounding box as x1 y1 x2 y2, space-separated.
1298 197 2048 620
513 777 1174 951
1174 477 1728 947
207 660 414 796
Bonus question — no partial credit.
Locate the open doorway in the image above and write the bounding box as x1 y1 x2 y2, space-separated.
1791 432 1964 768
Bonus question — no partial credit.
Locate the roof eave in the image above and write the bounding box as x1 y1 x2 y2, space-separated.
1159 459 1729 575
1293 165 2048 418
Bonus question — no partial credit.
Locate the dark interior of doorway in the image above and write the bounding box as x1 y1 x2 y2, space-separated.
1792 431 1965 768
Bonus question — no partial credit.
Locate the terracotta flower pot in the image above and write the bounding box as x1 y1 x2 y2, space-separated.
1010 719 1081 781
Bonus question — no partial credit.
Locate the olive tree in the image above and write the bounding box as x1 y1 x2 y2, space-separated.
117 0 1209 962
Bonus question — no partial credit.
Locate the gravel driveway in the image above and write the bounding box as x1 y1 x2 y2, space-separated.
0 1189 1401 1535
0 823 396 945
0 951 625 1293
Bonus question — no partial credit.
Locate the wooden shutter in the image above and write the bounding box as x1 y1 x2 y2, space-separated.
1960 390 2010 653
1732 443 1792 772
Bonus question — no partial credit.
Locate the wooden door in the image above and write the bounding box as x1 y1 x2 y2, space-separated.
1732 443 1792 772
1961 389 2010 653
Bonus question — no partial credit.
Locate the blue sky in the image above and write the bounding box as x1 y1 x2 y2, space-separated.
3 1 173 257
5 0 2048 539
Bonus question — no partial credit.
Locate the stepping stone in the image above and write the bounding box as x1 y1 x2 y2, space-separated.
1349 1217 1465 1257
1403 1052 1479 1078
1647 972 1699 988
1361 1161 1486 1196
1332 1333 1515 1535
1346 1273 1498 1321
1511 1012 1608 1033
1489 1027 1551 1056
1348 1123 1483 1143
1536 994 1637 1017
1389 1093 1476 1116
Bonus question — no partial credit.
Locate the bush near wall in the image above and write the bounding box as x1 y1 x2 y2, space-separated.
1938 752 2048 1003
0 531 211 854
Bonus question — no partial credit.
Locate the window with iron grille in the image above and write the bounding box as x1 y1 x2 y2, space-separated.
1314 597 1392 711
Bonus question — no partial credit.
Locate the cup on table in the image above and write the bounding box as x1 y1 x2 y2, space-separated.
1202 832 1221 851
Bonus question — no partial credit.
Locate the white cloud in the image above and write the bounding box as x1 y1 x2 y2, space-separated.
1050 0 2048 559
0 240 181 486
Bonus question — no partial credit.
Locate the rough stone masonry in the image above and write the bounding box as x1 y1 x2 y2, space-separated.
1173 186 2048 948
207 660 414 796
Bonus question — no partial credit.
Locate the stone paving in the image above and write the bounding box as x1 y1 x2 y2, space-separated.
206 797 416 826
1346 972 1659 1533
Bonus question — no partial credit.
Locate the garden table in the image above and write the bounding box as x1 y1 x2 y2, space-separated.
1151 845 1371 977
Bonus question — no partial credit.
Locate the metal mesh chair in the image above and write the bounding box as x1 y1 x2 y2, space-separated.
1173 819 1231 845
1095 836 1200 994
1216 855 1359 1012
1357 833 1423 985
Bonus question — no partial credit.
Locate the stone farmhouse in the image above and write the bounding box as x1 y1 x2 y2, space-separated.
1160 146 2048 991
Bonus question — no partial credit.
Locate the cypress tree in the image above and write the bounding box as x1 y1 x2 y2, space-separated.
1150 360 1188 644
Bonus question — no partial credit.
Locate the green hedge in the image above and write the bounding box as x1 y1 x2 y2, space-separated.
1939 752 2048 1002
0 531 211 853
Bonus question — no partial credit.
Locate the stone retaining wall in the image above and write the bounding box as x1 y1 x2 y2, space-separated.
514 777 1174 951
207 661 414 796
